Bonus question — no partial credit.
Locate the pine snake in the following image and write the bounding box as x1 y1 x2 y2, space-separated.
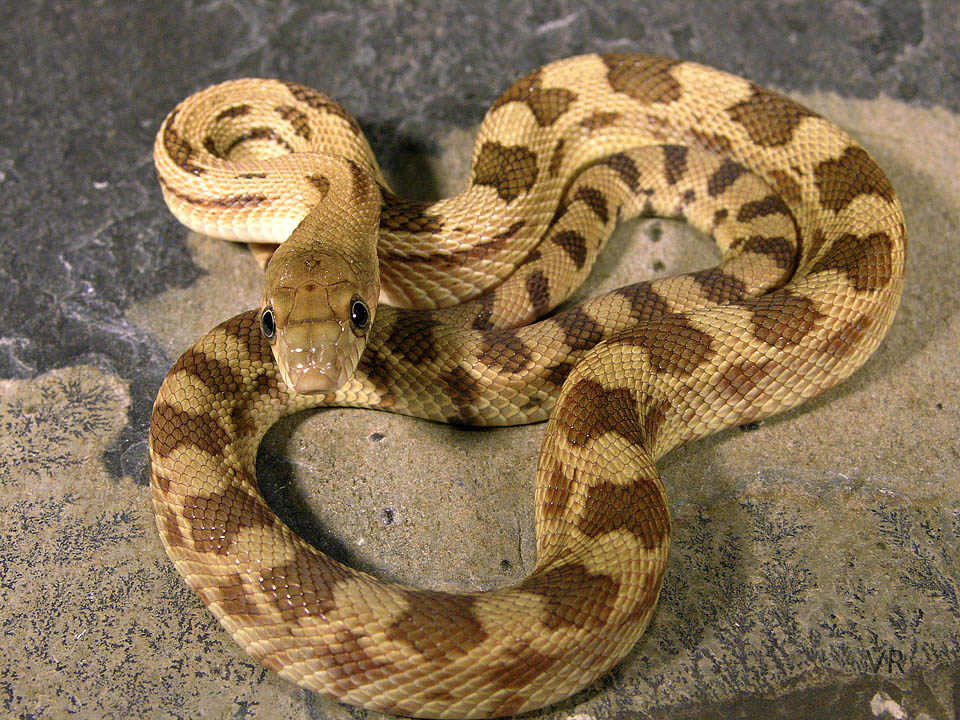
149 54 905 717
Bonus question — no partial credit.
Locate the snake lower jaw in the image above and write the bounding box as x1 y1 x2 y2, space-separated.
283 364 346 394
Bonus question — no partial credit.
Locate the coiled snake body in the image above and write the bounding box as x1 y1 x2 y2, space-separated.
150 54 905 717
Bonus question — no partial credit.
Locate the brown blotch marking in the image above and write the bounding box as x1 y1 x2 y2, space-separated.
476 642 564 705
151 460 172 494
421 687 457 704
173 345 247 399
306 173 330 199
274 104 311 138
625 574 667 624
198 571 265 619
384 594 490 662
471 292 497 331
214 104 252 122
543 360 575 389
467 220 529 262
811 232 893 292
713 208 729 227
439 365 483 423
619 315 717 377
579 472 669 547
717 359 771 402
550 230 588 269
158 175 269 210
579 110 621 131
473 141 539 202
381 314 442 367
736 194 791 222
573 185 609 224
154 501 186 547
540 455 574 523
748 292 824 349
383 221 523 269
690 129 733 154
491 67 577 126
727 85 817 147
549 138 565 178
223 370 281 444
601 152 640 191
769 168 802 206
493 220 527 241
691 267 749 304
736 235 796 271
477 329 533 375
180 484 274 556
358 315 443 399
202 136 222 159
662 144 689 185
150 401 231 462
283 81 361 135
553 305 605 351
545 193 572 232
162 109 205 175
526 270 551 317
813 145 896 212
518 247 543 267
642 397 672 450
555 379 645 447
523 563 621 631
237 171 267 179
519 393 548 414
229 403 257 442
602 54 683 105
380 191 445 234
346 160 371 202
615 281 672 322
257 557 399 687
254 370 282 400
808 228 829 259
255 554 352 621
269 622 393 687
707 158 747 197
214 193 268 209
817 313 875 360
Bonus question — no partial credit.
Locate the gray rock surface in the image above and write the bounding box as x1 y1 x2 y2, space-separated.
1 2 958 719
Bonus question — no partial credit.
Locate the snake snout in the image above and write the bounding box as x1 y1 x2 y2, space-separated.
275 319 357 394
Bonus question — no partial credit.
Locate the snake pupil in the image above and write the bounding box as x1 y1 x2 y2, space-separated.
350 297 370 331
260 307 276 339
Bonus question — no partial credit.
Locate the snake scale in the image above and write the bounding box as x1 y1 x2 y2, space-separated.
149 54 905 717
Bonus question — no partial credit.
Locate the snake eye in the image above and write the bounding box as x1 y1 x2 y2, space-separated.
260 307 276 339
349 296 370 332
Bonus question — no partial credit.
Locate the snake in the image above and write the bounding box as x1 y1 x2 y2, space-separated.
149 54 905 717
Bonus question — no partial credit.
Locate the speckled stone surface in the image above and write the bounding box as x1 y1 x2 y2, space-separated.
1 2 958 719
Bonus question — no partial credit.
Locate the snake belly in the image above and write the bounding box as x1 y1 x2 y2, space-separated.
149 54 905 717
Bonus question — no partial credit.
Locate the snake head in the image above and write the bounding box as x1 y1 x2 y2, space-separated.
260 200 380 395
